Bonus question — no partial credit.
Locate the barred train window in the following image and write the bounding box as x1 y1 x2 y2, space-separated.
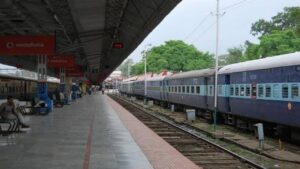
175 86 177 93
182 86 186 93
218 85 223 95
282 84 289 98
196 86 200 94
230 86 234 96
265 85 271 98
187 86 190 93
246 85 250 96
168 86 171 92
258 85 264 97
235 86 239 96
210 86 213 96
292 84 299 98
240 85 245 96
273 84 280 98
191 86 195 94
178 86 181 93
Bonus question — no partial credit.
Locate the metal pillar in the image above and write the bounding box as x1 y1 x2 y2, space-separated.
144 51 147 105
59 68 67 104
65 77 72 102
143 44 152 105
59 68 66 84
36 55 52 113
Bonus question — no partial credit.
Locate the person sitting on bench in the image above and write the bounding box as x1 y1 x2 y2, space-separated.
0 96 30 129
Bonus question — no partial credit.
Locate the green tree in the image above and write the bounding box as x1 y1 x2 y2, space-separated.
131 61 144 75
117 59 134 77
220 46 245 65
244 7 300 60
245 30 300 59
251 7 300 36
132 40 214 75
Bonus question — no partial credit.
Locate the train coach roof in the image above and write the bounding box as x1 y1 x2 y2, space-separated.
166 68 215 80
147 75 166 82
219 52 300 74
0 73 60 83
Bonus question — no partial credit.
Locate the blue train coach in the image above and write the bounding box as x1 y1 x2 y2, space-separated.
218 52 300 138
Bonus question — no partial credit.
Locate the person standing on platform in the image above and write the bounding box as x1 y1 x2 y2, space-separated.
0 96 30 129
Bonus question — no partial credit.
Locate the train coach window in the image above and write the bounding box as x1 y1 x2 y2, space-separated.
196 86 200 94
209 86 213 96
187 86 190 93
175 86 178 93
235 86 239 96
240 85 245 96
168 86 171 93
265 85 271 98
292 84 299 99
282 84 289 98
258 85 264 97
273 84 280 98
191 86 195 94
182 86 186 93
230 86 234 96
218 85 223 96
246 85 251 96
178 86 181 93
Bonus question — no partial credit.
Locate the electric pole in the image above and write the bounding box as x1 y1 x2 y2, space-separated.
213 0 220 131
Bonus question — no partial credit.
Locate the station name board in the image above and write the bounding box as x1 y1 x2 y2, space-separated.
48 55 75 68
0 36 55 55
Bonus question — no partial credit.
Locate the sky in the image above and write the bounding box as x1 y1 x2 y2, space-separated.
127 0 300 62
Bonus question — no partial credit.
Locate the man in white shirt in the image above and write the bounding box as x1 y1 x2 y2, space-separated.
0 96 29 129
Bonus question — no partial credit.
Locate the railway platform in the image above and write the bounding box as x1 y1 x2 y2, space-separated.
0 93 200 169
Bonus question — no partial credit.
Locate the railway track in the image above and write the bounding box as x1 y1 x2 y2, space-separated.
110 95 265 169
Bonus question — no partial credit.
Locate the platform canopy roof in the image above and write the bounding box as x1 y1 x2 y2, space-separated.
0 0 180 83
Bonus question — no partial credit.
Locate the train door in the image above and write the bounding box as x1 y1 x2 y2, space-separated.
165 80 169 101
160 81 163 100
204 77 208 107
251 83 257 99
225 75 231 112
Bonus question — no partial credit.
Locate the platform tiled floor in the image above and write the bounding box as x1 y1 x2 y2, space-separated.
0 94 153 169
0 94 201 169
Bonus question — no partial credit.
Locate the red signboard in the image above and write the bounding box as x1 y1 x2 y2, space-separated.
66 65 84 77
65 65 81 72
0 36 55 55
112 42 124 49
48 55 75 68
66 72 84 77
